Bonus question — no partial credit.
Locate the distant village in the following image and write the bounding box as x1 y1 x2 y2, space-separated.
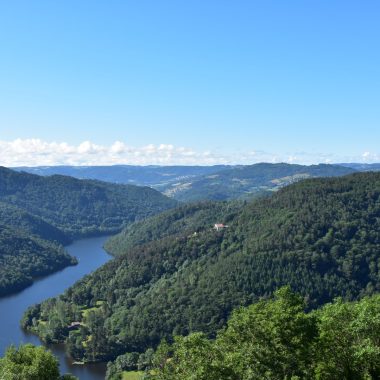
214 223 228 231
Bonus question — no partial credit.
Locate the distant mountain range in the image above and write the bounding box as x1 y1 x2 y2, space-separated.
160 163 356 201
338 163 380 171
15 165 231 187
14 162 367 201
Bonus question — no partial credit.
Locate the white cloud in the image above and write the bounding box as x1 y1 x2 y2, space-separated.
0 139 379 167
77 141 104 154
110 141 126 154
361 151 379 162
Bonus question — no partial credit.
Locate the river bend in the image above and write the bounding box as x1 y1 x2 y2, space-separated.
0 236 112 380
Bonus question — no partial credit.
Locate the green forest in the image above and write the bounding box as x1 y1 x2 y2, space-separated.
0 344 77 380
11 285 380 380
0 167 177 296
2 1 379 378
139 288 380 380
0 201 70 245
0 225 76 296
22 172 380 377
104 200 243 256
0 167 177 238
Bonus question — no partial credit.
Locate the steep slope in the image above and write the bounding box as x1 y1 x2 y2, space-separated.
23 172 380 363
0 201 73 295
105 200 243 256
0 202 70 245
164 163 356 201
0 167 177 296
0 167 178 238
0 225 76 296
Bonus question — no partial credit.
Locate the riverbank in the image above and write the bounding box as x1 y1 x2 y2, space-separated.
0 236 112 380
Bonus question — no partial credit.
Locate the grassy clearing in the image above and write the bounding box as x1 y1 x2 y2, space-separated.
81 300 104 318
122 371 144 380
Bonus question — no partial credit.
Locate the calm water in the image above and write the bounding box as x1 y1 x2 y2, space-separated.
0 236 113 380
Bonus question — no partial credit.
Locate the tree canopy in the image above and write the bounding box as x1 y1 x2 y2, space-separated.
0 344 77 380
23 173 380 368
146 289 380 380
0 167 177 296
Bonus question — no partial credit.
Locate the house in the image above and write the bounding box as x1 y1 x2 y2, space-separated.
214 223 228 231
67 321 82 331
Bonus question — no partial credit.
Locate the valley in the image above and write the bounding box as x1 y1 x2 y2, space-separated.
20 171 380 379
1 166 379 379
0 166 177 296
0 236 111 380
2 3 378 378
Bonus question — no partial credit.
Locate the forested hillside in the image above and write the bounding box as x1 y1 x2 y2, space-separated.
0 167 177 296
0 225 76 296
0 202 70 245
141 288 380 380
0 167 177 238
22 172 380 367
104 200 243 256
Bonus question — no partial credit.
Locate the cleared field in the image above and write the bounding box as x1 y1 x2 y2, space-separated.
122 371 144 380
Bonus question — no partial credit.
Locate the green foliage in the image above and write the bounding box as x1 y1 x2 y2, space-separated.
213 287 316 379
151 333 230 380
0 166 177 296
0 225 76 296
0 167 177 238
106 350 153 380
313 296 380 379
0 201 70 245
0 344 77 380
105 200 242 255
148 290 380 380
24 173 380 366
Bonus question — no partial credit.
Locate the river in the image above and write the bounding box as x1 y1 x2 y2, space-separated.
0 236 112 380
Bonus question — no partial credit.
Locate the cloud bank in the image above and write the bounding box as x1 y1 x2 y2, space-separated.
0 139 378 167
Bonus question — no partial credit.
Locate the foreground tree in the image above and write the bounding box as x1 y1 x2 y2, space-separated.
0 344 77 380
146 289 380 380
148 287 317 380
313 295 380 379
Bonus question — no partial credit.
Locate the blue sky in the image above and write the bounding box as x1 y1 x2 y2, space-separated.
0 1 379 166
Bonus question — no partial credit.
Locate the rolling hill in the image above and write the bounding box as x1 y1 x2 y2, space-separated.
0 166 177 238
162 163 357 201
0 225 76 296
0 202 70 245
0 167 177 296
15 165 230 188
23 172 380 364
15 163 357 202
339 163 380 171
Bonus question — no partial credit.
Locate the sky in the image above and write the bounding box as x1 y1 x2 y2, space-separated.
0 1 379 166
